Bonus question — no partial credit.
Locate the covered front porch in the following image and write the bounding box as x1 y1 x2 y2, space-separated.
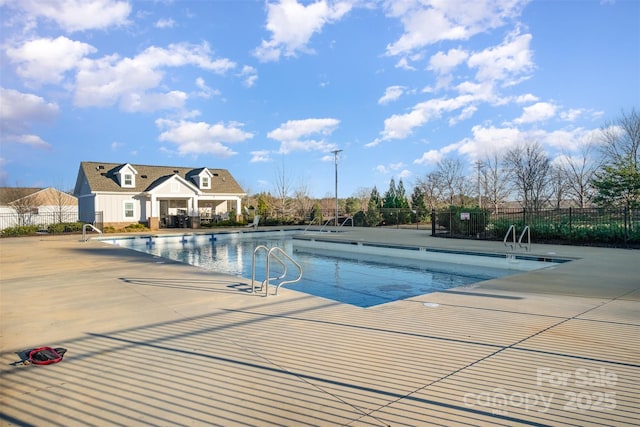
147 195 242 230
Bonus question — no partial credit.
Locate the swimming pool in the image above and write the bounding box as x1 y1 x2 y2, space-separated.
104 231 558 307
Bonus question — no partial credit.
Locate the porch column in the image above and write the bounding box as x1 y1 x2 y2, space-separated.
235 198 242 221
148 194 159 231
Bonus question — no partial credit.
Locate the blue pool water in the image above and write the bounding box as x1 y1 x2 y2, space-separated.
106 232 525 307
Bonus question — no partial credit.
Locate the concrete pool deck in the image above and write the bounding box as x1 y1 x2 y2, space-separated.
1 227 638 426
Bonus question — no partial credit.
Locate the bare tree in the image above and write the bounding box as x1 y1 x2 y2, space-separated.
353 187 371 212
415 171 445 210
49 186 77 223
292 181 314 221
437 158 467 206
599 109 640 168
481 153 511 212
3 187 39 226
503 141 551 211
273 164 294 219
548 166 566 209
557 142 599 208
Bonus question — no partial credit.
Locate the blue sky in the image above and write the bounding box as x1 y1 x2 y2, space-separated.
1 0 639 198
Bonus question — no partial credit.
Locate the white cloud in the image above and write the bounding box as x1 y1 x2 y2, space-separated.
428 48 469 74
448 105 478 125
467 30 534 86
0 88 58 149
398 169 412 179
513 93 539 103
268 118 340 154
375 164 388 174
378 86 406 105
74 42 236 111
120 90 188 113
373 95 476 144
395 57 416 71
384 0 527 56
456 124 522 159
560 108 583 122
13 0 131 32
155 18 175 29
514 102 557 124
539 128 593 151
6 36 97 86
253 0 352 62
413 149 444 165
194 77 220 99
239 65 258 88
450 124 597 162
250 150 272 163
155 118 254 157
6 134 51 149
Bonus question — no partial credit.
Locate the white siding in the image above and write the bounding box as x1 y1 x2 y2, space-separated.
95 193 144 223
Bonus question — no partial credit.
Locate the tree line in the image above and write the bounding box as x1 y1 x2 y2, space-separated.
245 110 639 226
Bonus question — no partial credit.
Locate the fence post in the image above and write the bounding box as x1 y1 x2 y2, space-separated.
569 207 573 243
624 207 629 245
431 209 436 236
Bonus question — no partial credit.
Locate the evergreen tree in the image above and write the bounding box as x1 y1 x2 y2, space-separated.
383 178 398 208
310 201 323 223
593 109 640 209
592 161 640 209
256 193 269 218
411 186 428 221
396 179 411 223
365 186 382 226
382 178 398 224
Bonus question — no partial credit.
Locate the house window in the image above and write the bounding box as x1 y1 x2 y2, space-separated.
201 176 210 189
123 174 133 187
124 202 135 219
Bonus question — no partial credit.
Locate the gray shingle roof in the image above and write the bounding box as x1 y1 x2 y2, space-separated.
76 162 245 195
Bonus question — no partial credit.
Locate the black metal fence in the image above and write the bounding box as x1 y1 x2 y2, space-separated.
0 211 79 231
432 207 640 246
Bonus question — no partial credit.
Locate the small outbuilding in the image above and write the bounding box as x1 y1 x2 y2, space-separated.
74 162 246 230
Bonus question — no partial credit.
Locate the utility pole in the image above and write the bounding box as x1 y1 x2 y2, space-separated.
331 149 342 226
476 160 483 209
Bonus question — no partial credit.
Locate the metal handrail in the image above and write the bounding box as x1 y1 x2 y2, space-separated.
303 217 320 232
518 226 531 252
82 223 102 242
273 249 303 295
318 218 335 233
503 224 516 250
340 216 354 227
251 245 303 296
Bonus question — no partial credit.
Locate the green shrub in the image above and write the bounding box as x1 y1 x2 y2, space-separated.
122 223 149 232
47 222 84 233
438 207 491 236
1 225 39 237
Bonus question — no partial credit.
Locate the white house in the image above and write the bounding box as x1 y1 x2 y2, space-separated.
0 187 78 230
74 162 246 230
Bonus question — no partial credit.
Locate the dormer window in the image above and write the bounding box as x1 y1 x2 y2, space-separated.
193 168 212 189
201 176 210 189
116 163 138 188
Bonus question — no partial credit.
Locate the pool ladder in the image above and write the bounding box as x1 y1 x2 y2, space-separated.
503 225 531 260
251 245 303 296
